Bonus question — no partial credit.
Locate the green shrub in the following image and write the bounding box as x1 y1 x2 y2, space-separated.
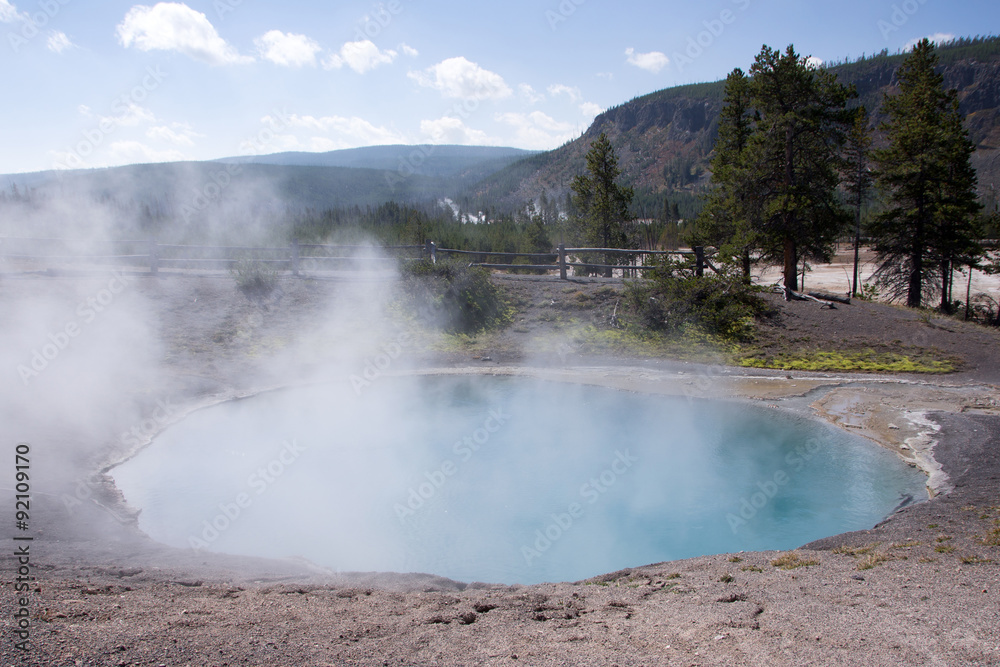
230 256 279 299
624 256 770 341
402 260 513 334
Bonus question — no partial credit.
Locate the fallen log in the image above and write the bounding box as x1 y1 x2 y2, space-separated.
783 288 838 308
807 291 851 305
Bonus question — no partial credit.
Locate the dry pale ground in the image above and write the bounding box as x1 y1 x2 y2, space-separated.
0 265 999 667
756 245 1000 300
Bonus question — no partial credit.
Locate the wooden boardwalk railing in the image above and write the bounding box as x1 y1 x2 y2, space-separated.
0 236 710 280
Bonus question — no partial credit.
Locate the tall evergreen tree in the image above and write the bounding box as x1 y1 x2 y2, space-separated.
871 38 982 309
746 45 855 295
843 105 873 297
571 132 634 275
694 68 759 281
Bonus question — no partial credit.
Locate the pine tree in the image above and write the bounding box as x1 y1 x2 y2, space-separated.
842 105 873 297
571 132 633 275
871 39 983 309
694 68 759 281
746 45 855 295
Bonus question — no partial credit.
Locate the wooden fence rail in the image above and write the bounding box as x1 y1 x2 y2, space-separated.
0 236 709 280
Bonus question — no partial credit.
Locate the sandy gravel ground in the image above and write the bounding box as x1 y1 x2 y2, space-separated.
1 268 999 666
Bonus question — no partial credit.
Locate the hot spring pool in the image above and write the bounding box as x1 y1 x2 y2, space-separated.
112 375 927 584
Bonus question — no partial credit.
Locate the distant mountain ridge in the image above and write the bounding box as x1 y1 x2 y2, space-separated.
0 145 539 237
464 36 1000 218
216 144 539 181
3 38 998 233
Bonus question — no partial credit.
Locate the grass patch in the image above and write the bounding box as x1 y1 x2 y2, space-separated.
959 555 993 564
856 552 896 570
889 540 921 550
831 543 894 569
562 324 735 361
719 574 734 583
771 552 820 570
728 556 742 563
741 565 764 573
736 348 957 373
982 528 1000 546
934 544 956 553
832 543 879 557
664 573 681 580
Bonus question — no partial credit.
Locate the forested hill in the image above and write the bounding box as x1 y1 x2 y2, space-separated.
216 144 538 181
463 36 1000 219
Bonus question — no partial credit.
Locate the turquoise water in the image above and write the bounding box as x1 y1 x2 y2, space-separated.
112 375 927 585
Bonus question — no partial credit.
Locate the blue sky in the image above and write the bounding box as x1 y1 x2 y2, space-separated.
0 0 996 174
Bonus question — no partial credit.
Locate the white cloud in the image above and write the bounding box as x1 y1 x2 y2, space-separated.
904 32 956 51
77 104 92 117
805 55 823 69
281 113 406 145
409 56 512 101
102 103 156 128
519 84 544 104
580 102 604 117
108 140 185 165
596 72 614 80
323 40 397 73
117 2 252 65
496 111 580 150
625 47 669 74
146 122 201 146
255 30 321 67
238 131 300 155
0 0 21 22
400 43 419 57
46 31 74 53
420 116 494 145
49 150 84 170
547 84 582 103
